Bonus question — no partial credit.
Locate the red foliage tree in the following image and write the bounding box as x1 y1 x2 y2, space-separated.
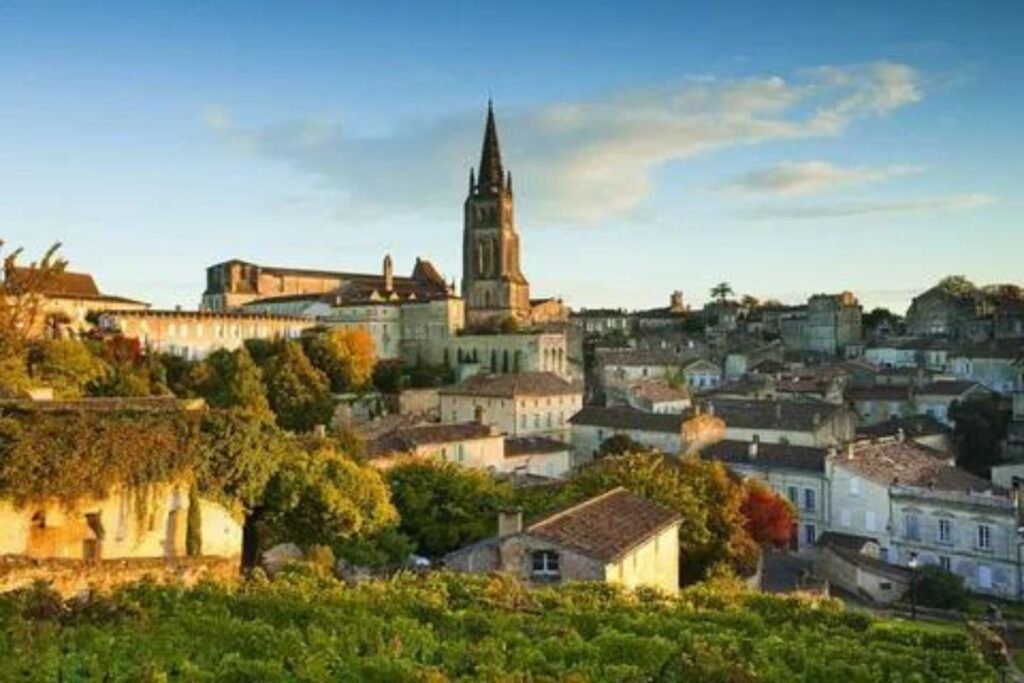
741 481 795 549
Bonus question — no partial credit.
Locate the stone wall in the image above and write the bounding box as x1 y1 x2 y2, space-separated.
0 554 240 597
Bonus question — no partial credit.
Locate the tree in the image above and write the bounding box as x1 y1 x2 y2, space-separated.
263 341 334 432
937 275 976 296
741 480 796 549
197 410 289 513
25 339 108 398
199 347 274 421
740 294 760 309
565 453 758 581
260 444 398 550
597 434 651 459
862 307 901 333
950 395 1009 476
387 460 513 557
911 564 969 610
710 282 734 303
0 242 67 357
303 328 377 393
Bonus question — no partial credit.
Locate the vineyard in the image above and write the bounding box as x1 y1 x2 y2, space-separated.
0 568 997 682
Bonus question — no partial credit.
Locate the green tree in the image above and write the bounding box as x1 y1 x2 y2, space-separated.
26 339 108 398
597 434 651 459
710 282 734 303
260 444 398 550
263 341 334 432
200 347 273 421
950 394 1009 476
911 565 969 610
862 307 901 333
387 460 513 557
937 275 976 295
0 242 67 358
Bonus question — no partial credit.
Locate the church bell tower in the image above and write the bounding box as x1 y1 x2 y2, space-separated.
462 101 530 327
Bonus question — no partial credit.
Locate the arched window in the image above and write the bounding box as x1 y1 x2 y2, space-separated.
490 349 498 373
502 350 510 373
476 240 485 275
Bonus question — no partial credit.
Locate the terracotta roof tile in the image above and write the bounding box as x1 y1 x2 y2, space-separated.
702 440 827 473
568 406 686 434
439 372 580 398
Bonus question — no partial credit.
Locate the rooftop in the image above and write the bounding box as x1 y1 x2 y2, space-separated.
701 440 827 473
439 372 580 398
568 405 686 434
705 398 845 432
917 380 988 397
839 439 995 493
526 487 680 563
504 435 571 458
366 421 496 456
597 348 685 367
629 380 690 404
855 415 950 440
4 267 146 306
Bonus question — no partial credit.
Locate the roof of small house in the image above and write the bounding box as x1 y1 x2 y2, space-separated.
568 405 686 434
504 435 571 458
4 267 147 306
525 487 680 563
701 440 827 473
439 372 580 398
839 439 995 492
855 415 950 440
704 398 844 432
629 380 690 405
365 421 496 456
845 385 913 402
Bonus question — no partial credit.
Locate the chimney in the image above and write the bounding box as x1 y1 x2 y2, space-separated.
498 509 523 538
474 405 486 425
383 254 394 293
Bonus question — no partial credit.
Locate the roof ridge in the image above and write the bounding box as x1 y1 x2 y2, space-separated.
527 486 628 532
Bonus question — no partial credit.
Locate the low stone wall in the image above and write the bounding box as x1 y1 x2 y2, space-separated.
0 554 240 597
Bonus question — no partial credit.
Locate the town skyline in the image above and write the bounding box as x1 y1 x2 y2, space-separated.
2 1 1021 313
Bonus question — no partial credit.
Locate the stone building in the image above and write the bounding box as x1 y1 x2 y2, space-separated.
443 488 681 594
568 405 725 460
364 421 505 471
705 398 856 447
98 309 314 360
779 292 862 355
3 265 148 339
905 285 990 339
441 330 569 380
438 372 582 441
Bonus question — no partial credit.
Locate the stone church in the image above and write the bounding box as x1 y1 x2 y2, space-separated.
462 102 565 327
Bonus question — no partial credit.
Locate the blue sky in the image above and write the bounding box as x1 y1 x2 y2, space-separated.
1 1 1021 312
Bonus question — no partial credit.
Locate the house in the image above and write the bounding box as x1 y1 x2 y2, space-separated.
905 285 989 339
443 330 571 381
363 421 504 470
915 380 992 426
701 439 828 553
828 436 1023 599
571 308 632 336
855 415 953 455
503 436 574 479
3 265 148 339
814 532 911 605
777 293 862 356
948 341 1023 394
568 405 725 459
844 385 914 425
680 358 722 390
438 372 582 440
598 348 685 387
705 398 856 447
625 380 691 414
443 488 681 594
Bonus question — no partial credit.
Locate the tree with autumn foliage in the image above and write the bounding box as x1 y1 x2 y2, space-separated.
302 327 377 393
741 479 796 549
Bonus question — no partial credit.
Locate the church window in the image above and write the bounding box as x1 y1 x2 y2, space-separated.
477 240 485 275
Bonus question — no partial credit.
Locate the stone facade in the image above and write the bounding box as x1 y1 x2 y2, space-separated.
443 331 569 380
779 292 862 355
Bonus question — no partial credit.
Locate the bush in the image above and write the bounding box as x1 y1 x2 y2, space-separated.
912 564 970 610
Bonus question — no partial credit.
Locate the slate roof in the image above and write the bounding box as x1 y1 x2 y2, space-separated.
705 398 844 431
526 488 680 562
917 380 988 397
504 435 571 458
439 372 580 398
568 406 686 434
839 439 995 492
845 386 913 401
701 440 827 473
598 349 684 367
855 415 950 440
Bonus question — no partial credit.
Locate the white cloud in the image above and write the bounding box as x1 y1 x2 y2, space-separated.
205 61 924 226
742 193 996 220
727 161 925 196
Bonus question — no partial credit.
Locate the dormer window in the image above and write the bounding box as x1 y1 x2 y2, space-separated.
530 550 560 581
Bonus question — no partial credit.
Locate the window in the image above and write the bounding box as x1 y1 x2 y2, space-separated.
803 524 816 546
530 550 560 580
978 524 992 550
938 518 952 544
521 415 527 429
904 513 920 541
978 564 993 589
803 488 816 512
939 556 951 571
786 486 798 505
840 509 851 527
865 511 877 532
533 415 540 429
850 476 860 496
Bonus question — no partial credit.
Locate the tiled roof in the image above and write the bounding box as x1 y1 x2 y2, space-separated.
845 386 913 401
705 398 844 432
527 488 680 562
917 380 988 397
439 372 580 398
838 439 993 492
4 267 146 305
701 440 827 473
103 309 311 323
568 406 686 434
504 435 571 458
366 421 496 456
629 380 690 404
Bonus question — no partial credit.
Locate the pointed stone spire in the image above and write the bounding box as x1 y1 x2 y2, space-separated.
477 99 504 194
469 167 475 192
